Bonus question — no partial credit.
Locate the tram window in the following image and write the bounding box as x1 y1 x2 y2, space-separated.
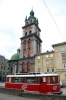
9 77 11 82
47 77 50 84
40 77 42 83
26 77 35 83
12 78 15 83
15 77 22 83
35 77 38 83
6 77 9 82
53 77 56 84
43 77 46 83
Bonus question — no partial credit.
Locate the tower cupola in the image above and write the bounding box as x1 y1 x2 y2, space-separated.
28 9 34 19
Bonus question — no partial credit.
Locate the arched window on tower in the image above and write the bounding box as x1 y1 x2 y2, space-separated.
25 32 27 36
29 30 31 35
27 62 30 73
22 62 25 72
23 40 26 57
28 39 31 56
30 20 32 23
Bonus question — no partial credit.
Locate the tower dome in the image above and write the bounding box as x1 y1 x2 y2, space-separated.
10 49 20 60
28 9 35 19
30 9 34 16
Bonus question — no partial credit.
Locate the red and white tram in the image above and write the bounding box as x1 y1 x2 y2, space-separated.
5 73 62 94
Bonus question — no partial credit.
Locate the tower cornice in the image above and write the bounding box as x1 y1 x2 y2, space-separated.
22 22 41 32
20 33 42 42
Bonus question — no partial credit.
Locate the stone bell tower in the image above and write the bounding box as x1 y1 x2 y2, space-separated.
19 9 42 73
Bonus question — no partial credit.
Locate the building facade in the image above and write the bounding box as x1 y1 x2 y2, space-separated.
8 49 20 75
35 42 66 85
0 55 9 81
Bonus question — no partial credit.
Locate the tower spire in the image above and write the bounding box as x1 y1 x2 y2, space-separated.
32 6 33 11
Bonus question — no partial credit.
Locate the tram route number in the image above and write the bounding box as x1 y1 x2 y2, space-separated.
53 86 57 90
22 84 28 90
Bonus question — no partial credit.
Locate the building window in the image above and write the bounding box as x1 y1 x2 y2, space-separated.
4 67 5 70
38 56 40 59
61 47 65 52
1 66 3 69
46 55 48 58
0 71 2 75
47 69 49 72
38 68 40 72
62 55 66 60
30 20 32 23
27 21 28 25
46 60 49 65
50 54 53 57
64 64 66 68
38 61 40 66
8 67 9 70
52 69 54 72
50 59 54 64
3 72 5 75
65 74 66 78
25 32 27 36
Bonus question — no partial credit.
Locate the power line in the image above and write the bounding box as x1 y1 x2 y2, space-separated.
43 0 65 41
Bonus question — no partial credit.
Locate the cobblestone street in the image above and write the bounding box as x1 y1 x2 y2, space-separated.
0 93 39 100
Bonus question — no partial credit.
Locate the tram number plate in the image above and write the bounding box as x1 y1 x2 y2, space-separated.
53 86 57 90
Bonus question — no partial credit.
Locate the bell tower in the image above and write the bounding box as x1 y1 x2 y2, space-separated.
19 9 42 73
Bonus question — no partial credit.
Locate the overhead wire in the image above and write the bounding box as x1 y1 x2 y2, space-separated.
43 0 65 41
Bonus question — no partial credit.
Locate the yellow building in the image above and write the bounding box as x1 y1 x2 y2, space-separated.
35 42 66 85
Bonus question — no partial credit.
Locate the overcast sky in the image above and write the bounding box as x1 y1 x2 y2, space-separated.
0 0 66 59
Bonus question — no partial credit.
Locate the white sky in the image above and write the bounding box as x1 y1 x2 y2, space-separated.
0 0 66 59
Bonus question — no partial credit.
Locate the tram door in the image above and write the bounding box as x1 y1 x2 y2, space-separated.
40 77 47 94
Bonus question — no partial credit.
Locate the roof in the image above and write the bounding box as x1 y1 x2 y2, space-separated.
35 50 54 56
6 73 58 77
52 42 66 48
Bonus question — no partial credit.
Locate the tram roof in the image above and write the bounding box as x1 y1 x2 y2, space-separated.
6 73 58 77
